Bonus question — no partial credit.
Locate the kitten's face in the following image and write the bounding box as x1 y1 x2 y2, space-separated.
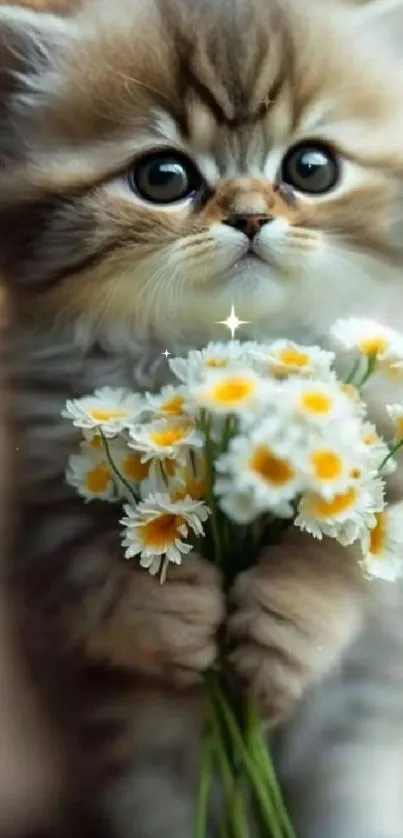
1 0 403 347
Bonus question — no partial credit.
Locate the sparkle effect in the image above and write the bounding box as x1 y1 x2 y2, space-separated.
217 305 249 339
162 349 171 359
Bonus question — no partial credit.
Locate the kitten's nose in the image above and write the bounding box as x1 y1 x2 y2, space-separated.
223 213 271 239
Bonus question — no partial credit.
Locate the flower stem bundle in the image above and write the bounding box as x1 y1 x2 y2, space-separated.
63 319 403 837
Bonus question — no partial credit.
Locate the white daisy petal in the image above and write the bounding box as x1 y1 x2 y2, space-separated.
331 318 403 362
62 387 144 437
249 340 335 381
120 494 210 581
303 438 365 501
360 507 403 581
66 452 115 502
215 421 304 514
169 341 246 384
386 404 403 442
144 385 189 418
280 378 356 428
360 421 396 476
295 476 385 546
190 367 275 416
128 418 203 463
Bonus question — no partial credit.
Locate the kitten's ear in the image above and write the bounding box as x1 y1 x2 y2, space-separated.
0 6 73 112
0 6 74 161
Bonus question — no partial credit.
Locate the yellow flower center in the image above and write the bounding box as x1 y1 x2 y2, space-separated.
249 446 295 486
88 434 104 450
204 359 228 368
141 514 181 549
174 476 207 502
394 417 403 440
358 336 387 357
121 453 149 482
150 425 189 447
207 377 256 406
340 383 358 401
363 433 378 446
89 408 128 421
85 464 111 494
300 391 332 415
384 362 403 381
277 347 310 368
308 487 357 520
311 450 343 481
160 395 185 416
369 512 387 557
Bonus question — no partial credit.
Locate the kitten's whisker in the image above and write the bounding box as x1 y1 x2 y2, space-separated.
101 64 174 106
289 228 319 240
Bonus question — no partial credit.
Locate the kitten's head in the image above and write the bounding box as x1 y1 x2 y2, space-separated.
1 0 403 348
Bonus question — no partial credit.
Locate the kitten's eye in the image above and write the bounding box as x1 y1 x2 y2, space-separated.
281 142 339 195
128 151 202 204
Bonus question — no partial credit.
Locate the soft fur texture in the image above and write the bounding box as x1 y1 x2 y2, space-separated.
2 0 403 835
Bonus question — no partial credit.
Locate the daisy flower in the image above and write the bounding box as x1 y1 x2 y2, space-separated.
250 340 335 380
170 453 208 502
360 421 396 476
81 434 150 483
360 507 403 582
128 418 203 463
190 368 274 416
338 383 367 419
386 404 403 441
303 437 365 501
280 378 355 429
144 385 188 418
62 387 144 437
120 494 210 582
295 475 385 546
169 341 247 383
215 422 304 514
219 487 268 525
331 318 403 362
66 451 115 502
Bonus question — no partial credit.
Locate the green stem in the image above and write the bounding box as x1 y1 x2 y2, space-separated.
203 417 222 568
245 701 296 838
194 714 214 838
379 438 403 473
99 431 138 504
207 690 248 838
207 673 284 838
344 356 361 385
357 355 377 388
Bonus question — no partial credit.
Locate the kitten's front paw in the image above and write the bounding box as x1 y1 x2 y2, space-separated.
89 553 224 686
227 540 363 724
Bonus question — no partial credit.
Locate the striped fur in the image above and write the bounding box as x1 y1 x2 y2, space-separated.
2 0 403 835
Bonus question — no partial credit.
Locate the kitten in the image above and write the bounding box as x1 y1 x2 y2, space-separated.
0 319 61 838
1 0 403 836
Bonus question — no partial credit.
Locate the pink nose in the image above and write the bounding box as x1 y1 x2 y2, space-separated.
223 213 271 239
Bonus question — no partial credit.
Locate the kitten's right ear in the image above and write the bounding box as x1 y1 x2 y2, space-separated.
0 6 73 131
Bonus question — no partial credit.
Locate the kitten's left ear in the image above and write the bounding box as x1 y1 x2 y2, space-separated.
0 6 73 114
0 6 74 161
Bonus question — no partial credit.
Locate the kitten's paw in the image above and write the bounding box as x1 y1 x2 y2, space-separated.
89 553 224 686
227 540 363 724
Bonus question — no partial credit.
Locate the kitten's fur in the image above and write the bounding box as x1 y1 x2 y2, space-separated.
2 0 403 835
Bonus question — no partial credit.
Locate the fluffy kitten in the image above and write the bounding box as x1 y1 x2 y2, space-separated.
2 0 403 835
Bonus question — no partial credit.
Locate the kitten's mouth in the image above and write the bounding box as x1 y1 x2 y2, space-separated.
236 253 266 269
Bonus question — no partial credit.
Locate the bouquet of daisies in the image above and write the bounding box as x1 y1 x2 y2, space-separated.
63 318 403 838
